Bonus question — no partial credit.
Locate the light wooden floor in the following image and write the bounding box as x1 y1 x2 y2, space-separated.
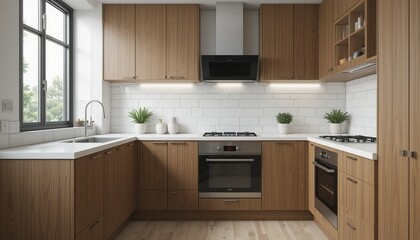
115 221 329 240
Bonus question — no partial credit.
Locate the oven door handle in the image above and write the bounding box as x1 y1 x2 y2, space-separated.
312 162 335 173
206 158 254 162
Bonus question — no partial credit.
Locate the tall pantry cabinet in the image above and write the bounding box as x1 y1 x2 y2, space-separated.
378 0 420 239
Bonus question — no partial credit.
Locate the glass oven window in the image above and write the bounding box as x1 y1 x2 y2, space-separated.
208 163 251 189
315 162 337 213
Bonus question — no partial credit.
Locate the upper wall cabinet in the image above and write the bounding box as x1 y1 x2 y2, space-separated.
334 0 360 21
319 0 335 79
260 4 319 82
103 4 200 82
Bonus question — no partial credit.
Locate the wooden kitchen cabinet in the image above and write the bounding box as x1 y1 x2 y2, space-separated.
199 199 262 211
104 142 137 239
103 4 136 81
138 141 198 211
260 4 318 81
75 216 104 240
308 143 315 214
262 141 307 210
334 0 360 21
319 0 335 79
75 153 104 235
378 0 420 239
104 4 199 82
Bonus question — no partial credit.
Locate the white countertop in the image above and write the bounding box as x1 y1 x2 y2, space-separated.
0 133 377 160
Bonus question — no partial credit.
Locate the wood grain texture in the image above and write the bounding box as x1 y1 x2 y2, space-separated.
0 160 74 240
166 4 200 82
199 199 262 211
297 142 308 210
125 142 137 217
168 191 198 211
260 4 294 81
410 0 420 239
340 152 375 184
293 4 319 80
138 141 168 191
378 0 410 239
75 154 104 235
168 141 198 190
319 0 335 79
308 143 315 214
262 142 304 210
334 0 361 21
103 4 136 80
135 5 167 81
339 207 373 240
139 190 168 211
115 220 328 240
75 216 104 240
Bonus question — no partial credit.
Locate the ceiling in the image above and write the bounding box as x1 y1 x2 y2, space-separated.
65 0 322 10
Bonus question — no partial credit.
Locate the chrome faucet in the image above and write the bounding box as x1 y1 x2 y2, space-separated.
84 100 106 137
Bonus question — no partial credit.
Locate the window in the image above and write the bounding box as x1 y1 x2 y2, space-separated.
20 0 73 131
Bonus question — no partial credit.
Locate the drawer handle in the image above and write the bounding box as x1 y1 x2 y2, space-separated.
128 143 134 146
90 154 103 159
347 156 358 161
347 222 357 231
168 76 185 80
152 142 167 145
170 142 187 145
168 191 177 194
105 151 113 155
118 146 125 150
347 177 358 184
223 199 240 202
89 219 100 229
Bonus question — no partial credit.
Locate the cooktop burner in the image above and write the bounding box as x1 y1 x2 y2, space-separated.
319 135 376 143
203 132 258 137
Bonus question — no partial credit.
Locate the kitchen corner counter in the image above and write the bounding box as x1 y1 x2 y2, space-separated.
0 133 377 160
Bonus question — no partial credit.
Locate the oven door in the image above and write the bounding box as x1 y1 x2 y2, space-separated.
314 158 338 228
198 155 261 198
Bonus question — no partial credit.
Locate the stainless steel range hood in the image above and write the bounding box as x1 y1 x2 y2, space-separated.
202 2 259 82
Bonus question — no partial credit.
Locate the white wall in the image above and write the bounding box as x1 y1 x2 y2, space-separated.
346 74 377 137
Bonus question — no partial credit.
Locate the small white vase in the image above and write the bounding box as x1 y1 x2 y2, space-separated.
134 123 147 134
155 123 167 134
330 123 342 134
278 123 291 134
168 124 179 134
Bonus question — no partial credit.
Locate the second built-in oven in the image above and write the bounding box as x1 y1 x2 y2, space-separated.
198 141 262 198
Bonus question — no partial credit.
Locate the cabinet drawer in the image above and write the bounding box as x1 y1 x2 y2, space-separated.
139 190 167 211
338 172 374 226
340 152 375 184
339 207 373 240
199 199 261 211
75 216 104 240
168 190 198 211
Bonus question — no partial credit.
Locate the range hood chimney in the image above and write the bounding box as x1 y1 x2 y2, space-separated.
201 2 259 82
216 2 244 54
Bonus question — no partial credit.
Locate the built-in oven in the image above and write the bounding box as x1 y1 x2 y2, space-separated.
198 141 261 198
314 146 338 229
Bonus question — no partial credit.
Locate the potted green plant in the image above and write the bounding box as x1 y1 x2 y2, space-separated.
276 112 293 134
323 109 350 134
128 107 153 134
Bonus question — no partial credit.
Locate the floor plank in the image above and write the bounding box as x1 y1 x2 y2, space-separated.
115 221 329 240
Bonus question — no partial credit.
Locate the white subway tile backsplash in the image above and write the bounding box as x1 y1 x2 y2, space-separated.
220 117 240 126
240 117 259 126
220 100 239 108
259 100 277 108
199 100 220 107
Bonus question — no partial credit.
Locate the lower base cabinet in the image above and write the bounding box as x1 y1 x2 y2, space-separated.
139 190 168 211
168 190 198 211
199 199 262 211
75 216 104 240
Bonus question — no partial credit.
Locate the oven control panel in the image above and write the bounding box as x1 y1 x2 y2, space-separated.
199 141 261 155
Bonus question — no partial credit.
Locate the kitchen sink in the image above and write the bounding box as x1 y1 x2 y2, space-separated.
61 137 122 143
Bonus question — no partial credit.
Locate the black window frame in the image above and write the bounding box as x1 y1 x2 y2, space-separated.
19 0 73 131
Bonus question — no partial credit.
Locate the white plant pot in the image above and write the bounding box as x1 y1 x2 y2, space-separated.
168 124 179 134
134 123 148 134
278 123 291 134
330 123 342 134
155 123 167 134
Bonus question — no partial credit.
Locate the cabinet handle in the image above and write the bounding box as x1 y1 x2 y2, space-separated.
122 76 136 80
163 75 167 79
152 142 167 145
89 219 100 229
347 177 358 184
410 151 417 159
222 199 240 202
168 76 185 80
347 156 358 161
328 68 333 72
117 146 125 150
170 142 186 145
288 75 294 79
168 191 177 194
400 150 408 157
105 151 113 155
347 222 357 231
90 154 103 159
128 143 134 146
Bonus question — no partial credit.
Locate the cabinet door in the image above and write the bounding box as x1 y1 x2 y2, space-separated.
378 0 410 239
167 142 198 190
136 5 167 81
410 0 420 238
139 190 167 211
334 0 360 21
104 149 122 239
75 154 104 235
138 142 168 190
293 5 319 80
166 4 200 82
260 5 294 81
103 4 136 81
262 142 307 210
168 190 198 211
125 142 137 217
319 0 334 79
308 143 315 213
75 216 104 240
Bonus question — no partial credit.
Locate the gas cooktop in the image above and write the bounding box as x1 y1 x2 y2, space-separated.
203 132 258 137
319 135 376 143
